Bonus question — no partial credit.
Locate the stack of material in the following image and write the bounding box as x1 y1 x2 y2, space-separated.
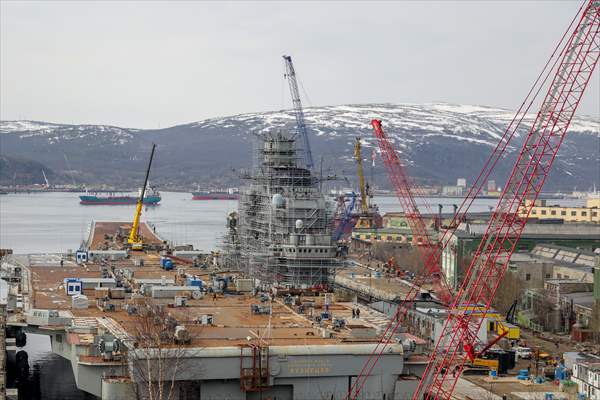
72 294 89 309
234 278 254 292
151 286 199 299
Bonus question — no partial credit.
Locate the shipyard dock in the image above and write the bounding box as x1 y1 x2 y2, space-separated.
0 220 428 400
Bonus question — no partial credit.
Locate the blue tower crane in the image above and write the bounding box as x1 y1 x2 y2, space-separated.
283 55 314 170
332 192 356 241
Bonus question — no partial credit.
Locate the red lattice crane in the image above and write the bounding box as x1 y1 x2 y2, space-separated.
415 2 600 399
348 2 600 399
371 119 451 302
346 120 453 400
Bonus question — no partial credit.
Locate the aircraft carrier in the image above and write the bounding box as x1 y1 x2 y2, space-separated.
0 219 427 400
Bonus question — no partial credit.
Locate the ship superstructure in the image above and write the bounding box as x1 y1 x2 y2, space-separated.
237 131 340 288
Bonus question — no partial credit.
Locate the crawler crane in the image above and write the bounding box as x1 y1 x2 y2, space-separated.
347 1 600 399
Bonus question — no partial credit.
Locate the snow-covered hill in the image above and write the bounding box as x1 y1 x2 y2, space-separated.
1 103 598 189
185 102 599 146
0 120 136 145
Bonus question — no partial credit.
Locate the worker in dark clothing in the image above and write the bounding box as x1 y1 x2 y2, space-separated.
356 308 360 319
352 308 356 319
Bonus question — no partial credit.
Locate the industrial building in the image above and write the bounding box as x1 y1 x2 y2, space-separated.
441 222 600 290
573 358 600 400
521 197 600 223
517 257 600 340
351 211 492 252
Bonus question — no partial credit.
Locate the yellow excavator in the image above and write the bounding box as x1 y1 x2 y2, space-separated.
128 144 156 251
354 138 375 229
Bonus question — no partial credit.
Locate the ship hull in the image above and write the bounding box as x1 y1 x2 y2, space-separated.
192 192 238 200
79 195 161 205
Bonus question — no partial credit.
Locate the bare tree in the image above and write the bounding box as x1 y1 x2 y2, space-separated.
493 271 523 315
127 299 199 400
370 243 424 274
529 290 556 332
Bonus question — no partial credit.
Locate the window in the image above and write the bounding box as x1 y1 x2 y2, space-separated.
525 273 531 281
551 210 556 215
557 273 562 279
541 210 547 215
545 274 551 278
387 236 393 241
581 211 587 216
593 211 598 217
571 211 577 216
376 235 381 240
531 210 537 215
561 211 566 216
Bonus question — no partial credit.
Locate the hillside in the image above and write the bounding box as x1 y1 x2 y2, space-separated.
1 103 598 190
0 155 60 185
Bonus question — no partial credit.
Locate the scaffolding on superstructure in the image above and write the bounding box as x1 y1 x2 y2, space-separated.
236 130 340 288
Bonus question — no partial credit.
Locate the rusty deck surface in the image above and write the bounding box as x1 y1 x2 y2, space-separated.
88 221 164 250
26 254 381 348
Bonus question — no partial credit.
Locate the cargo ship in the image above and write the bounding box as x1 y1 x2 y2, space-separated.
192 189 238 200
79 187 161 205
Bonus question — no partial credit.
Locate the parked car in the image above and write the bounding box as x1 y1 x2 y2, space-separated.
515 346 532 359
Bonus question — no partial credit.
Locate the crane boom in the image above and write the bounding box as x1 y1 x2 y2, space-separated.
128 144 157 249
283 55 314 170
346 120 451 400
371 121 436 256
348 3 598 398
414 2 600 399
332 192 357 241
42 169 50 188
354 138 369 214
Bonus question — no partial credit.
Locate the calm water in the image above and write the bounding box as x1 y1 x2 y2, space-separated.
8 334 96 400
0 191 579 399
0 191 509 254
0 191 237 254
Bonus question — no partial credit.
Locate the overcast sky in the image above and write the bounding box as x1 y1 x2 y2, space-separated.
1 1 599 128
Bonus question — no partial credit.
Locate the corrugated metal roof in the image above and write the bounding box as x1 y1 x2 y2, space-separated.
456 222 600 239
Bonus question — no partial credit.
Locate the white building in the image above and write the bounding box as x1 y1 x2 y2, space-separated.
573 360 600 400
